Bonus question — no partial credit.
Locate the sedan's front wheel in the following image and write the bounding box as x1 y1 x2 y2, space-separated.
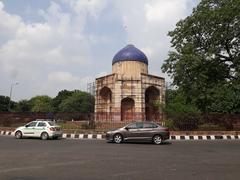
15 131 22 139
113 134 123 144
41 132 49 140
153 135 162 145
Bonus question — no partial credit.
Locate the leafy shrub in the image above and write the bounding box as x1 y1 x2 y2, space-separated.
81 121 95 129
198 123 227 131
163 119 178 131
172 113 200 130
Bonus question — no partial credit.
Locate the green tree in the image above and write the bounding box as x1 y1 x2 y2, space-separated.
52 90 74 112
15 100 31 112
29 96 53 112
0 96 10 112
208 84 240 113
163 89 200 130
164 89 199 114
162 0 240 112
59 90 94 113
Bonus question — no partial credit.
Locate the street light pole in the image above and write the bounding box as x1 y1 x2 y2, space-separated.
8 82 19 111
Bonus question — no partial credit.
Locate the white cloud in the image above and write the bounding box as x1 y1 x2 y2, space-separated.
0 0 198 100
145 0 187 23
0 0 105 100
63 0 107 18
113 0 193 76
48 71 79 83
97 71 109 77
0 2 23 38
141 47 155 59
36 72 95 97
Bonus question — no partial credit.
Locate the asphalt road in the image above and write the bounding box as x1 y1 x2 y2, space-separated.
0 136 240 180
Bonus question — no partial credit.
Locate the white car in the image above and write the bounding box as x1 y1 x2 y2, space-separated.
14 120 62 140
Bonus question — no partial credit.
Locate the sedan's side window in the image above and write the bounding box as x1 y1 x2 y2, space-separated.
136 122 143 129
37 122 46 127
143 123 158 128
126 122 145 129
27 121 37 127
126 123 137 129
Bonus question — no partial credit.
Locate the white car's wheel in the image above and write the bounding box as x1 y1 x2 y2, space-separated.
15 131 22 139
41 132 49 140
113 134 123 144
153 135 162 145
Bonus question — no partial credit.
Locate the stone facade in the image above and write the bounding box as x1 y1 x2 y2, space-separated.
95 45 165 122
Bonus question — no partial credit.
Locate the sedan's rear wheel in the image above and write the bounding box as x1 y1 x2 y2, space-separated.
41 132 49 140
113 134 123 144
153 135 162 145
15 131 22 139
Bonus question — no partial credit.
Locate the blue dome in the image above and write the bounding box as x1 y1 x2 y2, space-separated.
112 44 148 65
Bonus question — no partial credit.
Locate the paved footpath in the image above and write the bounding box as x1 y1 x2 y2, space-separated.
0 136 240 180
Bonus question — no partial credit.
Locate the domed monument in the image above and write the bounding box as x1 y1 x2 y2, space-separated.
95 45 165 123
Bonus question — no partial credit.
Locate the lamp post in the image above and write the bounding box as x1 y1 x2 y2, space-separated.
8 82 19 111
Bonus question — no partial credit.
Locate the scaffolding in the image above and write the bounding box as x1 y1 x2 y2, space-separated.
87 82 95 96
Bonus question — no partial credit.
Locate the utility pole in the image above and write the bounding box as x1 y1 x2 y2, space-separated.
8 82 19 111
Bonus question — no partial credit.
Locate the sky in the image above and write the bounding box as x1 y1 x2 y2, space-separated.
0 0 199 101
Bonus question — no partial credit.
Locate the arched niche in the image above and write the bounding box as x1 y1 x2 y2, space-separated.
121 97 135 121
145 86 160 121
99 86 112 113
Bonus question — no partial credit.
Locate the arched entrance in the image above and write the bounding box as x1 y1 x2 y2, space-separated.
99 86 112 121
121 97 135 121
145 86 160 121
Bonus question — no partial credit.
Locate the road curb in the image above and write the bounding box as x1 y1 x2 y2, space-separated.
170 135 240 140
1 131 240 140
62 133 106 139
